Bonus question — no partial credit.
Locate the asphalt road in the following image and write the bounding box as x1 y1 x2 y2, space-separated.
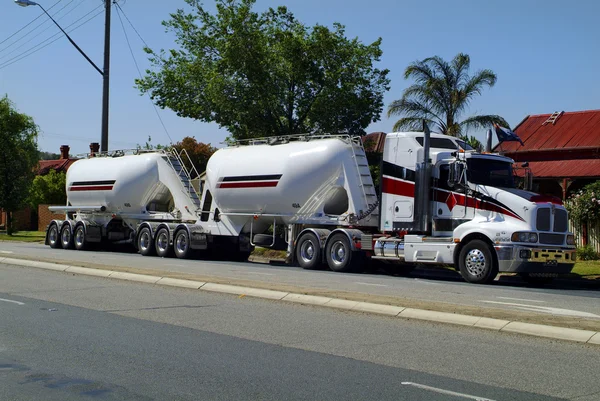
1 242 599 325
2 264 599 400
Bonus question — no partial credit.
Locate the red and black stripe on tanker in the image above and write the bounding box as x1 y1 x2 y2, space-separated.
381 161 523 221
69 180 116 191
217 174 283 189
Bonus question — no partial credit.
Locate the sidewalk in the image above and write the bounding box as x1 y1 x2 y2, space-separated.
1 254 599 346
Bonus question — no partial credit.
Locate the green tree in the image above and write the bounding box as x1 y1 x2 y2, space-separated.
173 136 217 175
388 53 508 137
0 96 39 234
39 151 60 160
29 169 67 211
137 0 390 140
461 135 482 151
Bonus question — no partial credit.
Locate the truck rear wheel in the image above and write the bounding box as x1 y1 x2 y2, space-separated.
174 229 192 259
326 233 363 273
137 227 155 256
74 225 87 251
60 225 74 249
296 232 322 270
155 228 172 258
458 240 498 284
48 223 60 249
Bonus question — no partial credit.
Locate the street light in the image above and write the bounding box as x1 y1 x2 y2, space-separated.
15 0 112 153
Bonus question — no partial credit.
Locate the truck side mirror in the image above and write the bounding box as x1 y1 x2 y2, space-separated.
448 162 464 187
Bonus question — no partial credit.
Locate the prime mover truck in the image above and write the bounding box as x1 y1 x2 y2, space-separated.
45 130 576 284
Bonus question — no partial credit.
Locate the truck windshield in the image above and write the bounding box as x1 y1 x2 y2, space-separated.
466 158 515 188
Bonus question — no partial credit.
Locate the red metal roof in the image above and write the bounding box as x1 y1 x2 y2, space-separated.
495 109 600 178
496 109 600 153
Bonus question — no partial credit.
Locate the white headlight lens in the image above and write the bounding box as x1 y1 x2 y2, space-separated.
528 233 538 243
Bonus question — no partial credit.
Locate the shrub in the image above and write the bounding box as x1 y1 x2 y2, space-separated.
576 245 599 261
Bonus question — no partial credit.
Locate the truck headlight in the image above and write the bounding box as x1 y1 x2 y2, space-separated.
566 234 575 245
511 232 538 243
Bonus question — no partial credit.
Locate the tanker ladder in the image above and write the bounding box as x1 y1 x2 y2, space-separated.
163 148 202 210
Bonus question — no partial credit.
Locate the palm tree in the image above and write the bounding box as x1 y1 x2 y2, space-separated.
388 53 509 137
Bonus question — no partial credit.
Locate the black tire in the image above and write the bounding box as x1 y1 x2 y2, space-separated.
295 232 322 270
74 225 87 251
174 229 192 259
60 225 74 249
458 240 498 284
137 227 155 256
519 273 555 286
325 233 363 273
48 223 61 249
155 228 172 258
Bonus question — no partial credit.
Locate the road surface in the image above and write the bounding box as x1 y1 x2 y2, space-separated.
1 242 599 329
2 264 599 400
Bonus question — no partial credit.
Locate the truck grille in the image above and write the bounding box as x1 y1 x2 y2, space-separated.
536 209 550 231
554 209 568 232
539 233 564 245
536 208 568 233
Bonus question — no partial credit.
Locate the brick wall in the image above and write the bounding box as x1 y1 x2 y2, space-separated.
1 208 34 231
38 204 66 232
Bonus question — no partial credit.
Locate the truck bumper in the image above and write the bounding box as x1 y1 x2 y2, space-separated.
494 245 576 274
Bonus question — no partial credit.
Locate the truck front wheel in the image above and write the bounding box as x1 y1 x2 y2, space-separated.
295 232 322 270
458 240 498 284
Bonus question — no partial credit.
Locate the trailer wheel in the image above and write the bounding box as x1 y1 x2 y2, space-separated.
155 228 172 258
137 227 155 256
326 233 363 273
174 230 192 259
60 225 74 249
74 225 87 251
458 240 498 284
295 232 322 270
48 223 60 249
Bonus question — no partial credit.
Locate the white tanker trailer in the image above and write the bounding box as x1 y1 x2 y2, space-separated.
45 131 576 284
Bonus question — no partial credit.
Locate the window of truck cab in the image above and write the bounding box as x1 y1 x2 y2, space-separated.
466 158 515 188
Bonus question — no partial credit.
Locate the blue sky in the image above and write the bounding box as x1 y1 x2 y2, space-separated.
1 0 598 155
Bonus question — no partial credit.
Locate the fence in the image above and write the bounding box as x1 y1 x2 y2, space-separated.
569 219 600 252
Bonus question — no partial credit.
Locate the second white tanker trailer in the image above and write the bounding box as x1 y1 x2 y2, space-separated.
46 130 576 284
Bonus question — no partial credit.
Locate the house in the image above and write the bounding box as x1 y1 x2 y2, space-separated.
0 143 98 232
494 109 600 201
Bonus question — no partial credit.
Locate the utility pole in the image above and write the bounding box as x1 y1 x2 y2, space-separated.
100 0 112 153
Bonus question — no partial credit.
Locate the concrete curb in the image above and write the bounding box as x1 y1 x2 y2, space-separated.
4 258 600 346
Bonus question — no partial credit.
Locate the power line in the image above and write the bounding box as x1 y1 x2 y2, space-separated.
0 6 104 71
115 4 173 145
0 0 80 56
0 0 92 62
114 1 149 49
0 0 63 47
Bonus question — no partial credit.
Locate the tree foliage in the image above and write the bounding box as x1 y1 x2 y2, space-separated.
0 96 39 234
29 169 67 210
173 136 217 175
388 53 508 137
137 0 390 140
565 181 600 225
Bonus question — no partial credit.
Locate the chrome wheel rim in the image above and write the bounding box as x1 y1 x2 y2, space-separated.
61 228 71 246
75 227 84 247
176 233 187 254
330 241 347 267
300 239 316 264
465 249 486 276
49 226 58 244
139 231 150 252
157 231 169 252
